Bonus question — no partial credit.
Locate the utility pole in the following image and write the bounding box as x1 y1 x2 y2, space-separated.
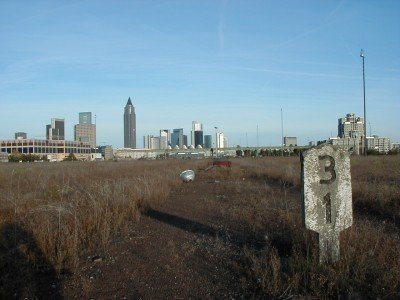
360 49 367 155
257 124 259 148
281 108 284 156
214 126 218 158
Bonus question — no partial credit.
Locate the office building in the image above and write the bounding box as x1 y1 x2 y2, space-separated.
144 135 160 150
204 135 212 149
171 128 184 148
160 129 170 149
337 113 367 154
15 132 27 140
392 143 400 151
366 136 390 153
46 118 65 140
217 133 225 149
98 145 114 160
74 112 96 148
284 136 297 147
0 138 91 161
150 136 160 150
223 136 229 148
338 113 364 138
124 98 136 148
191 121 202 146
194 131 204 148
329 137 361 154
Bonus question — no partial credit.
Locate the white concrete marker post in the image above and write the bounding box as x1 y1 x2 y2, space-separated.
301 144 353 263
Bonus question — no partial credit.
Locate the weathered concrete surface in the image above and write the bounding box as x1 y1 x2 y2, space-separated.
301 144 352 263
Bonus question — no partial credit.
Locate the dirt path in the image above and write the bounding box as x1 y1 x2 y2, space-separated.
63 174 249 299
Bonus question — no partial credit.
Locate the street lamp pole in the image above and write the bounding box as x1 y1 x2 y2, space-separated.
360 49 367 155
214 126 218 158
281 108 284 156
256 124 259 148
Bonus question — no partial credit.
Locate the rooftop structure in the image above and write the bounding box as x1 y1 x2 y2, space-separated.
79 112 92 124
15 132 27 140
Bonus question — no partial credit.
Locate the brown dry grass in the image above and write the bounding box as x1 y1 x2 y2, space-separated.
351 156 400 222
206 156 399 299
0 160 200 274
0 156 398 298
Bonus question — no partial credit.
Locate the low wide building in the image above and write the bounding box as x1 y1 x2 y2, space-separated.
0 138 92 161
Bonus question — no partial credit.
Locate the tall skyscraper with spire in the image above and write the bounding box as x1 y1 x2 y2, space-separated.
124 97 136 148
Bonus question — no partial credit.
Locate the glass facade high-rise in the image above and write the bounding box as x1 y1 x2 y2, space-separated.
194 131 203 147
191 121 202 146
79 112 92 124
124 98 136 148
204 135 212 149
171 128 183 148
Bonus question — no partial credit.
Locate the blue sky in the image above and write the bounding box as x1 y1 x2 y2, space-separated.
0 0 399 147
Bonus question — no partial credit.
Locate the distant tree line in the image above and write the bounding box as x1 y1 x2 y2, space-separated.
235 147 398 157
8 152 81 162
8 152 48 162
235 148 304 158
368 148 399 155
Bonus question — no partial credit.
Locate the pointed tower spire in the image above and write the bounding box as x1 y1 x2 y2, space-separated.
124 97 136 148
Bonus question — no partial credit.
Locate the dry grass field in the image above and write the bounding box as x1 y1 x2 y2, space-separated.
0 156 398 298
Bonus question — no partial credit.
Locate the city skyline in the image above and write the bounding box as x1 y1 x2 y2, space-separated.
0 1 399 147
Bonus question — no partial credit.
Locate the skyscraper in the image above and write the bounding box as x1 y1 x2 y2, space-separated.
143 135 160 149
204 135 212 149
124 98 136 148
74 112 96 148
171 128 183 148
191 121 202 146
159 129 170 149
194 131 203 148
217 132 225 149
46 118 65 140
338 113 364 138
